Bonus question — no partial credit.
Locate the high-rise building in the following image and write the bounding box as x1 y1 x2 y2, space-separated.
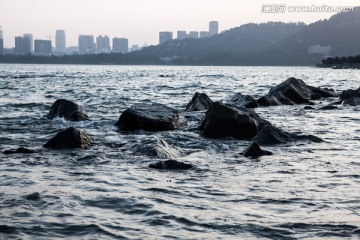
187 31 199 39
96 35 111 53
200 31 210 38
34 40 52 54
177 31 187 40
15 36 31 55
0 27 3 55
55 30 66 53
23 34 33 52
112 38 128 53
209 21 219 36
78 35 95 54
159 32 173 45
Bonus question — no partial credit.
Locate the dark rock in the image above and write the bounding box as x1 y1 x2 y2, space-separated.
340 87 360 100
228 93 259 108
149 159 193 170
185 92 213 112
3 147 35 154
127 138 185 159
43 127 91 149
252 125 322 145
242 142 273 157
270 92 296 105
303 106 315 110
269 77 315 104
201 102 270 140
47 99 90 121
115 103 185 131
320 105 338 110
343 97 360 106
25 192 41 201
307 86 338 98
257 95 282 107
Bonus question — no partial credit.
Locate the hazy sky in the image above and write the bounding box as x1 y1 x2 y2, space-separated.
0 0 357 48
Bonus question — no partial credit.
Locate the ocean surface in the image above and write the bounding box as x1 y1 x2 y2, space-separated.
0 64 359 239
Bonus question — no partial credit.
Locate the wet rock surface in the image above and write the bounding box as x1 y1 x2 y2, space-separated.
185 92 213 112
149 159 193 170
242 142 273 157
3 147 35 154
43 127 91 149
201 102 268 140
228 93 259 108
115 103 185 131
47 99 90 121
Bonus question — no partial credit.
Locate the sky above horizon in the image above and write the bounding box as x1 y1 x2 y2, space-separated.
0 0 357 48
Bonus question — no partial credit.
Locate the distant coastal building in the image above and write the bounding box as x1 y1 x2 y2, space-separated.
78 35 95 54
187 31 199 39
200 31 210 38
129 44 140 52
23 34 33 52
96 35 111 53
55 30 66 53
0 27 3 54
112 37 128 53
159 32 173 44
209 21 219 36
15 36 31 55
177 31 187 40
308 45 332 55
34 40 52 55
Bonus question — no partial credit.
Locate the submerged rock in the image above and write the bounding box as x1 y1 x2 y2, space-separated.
257 95 282 107
128 138 185 159
185 92 213 112
115 103 185 131
268 77 315 104
228 93 259 108
201 102 270 140
47 99 90 121
43 127 91 149
3 147 35 154
149 159 193 170
343 97 360 106
252 125 323 145
340 87 360 100
242 142 273 157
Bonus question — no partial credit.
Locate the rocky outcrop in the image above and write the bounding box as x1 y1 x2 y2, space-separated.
228 93 259 108
115 103 186 131
149 159 193 170
47 99 90 121
242 142 273 157
340 87 360 100
201 102 270 140
252 125 323 145
257 95 282 107
43 127 91 149
3 147 35 154
307 86 338 98
185 92 213 111
126 138 185 159
268 78 316 104
343 97 360 106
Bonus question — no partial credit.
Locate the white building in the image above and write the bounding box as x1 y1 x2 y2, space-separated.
112 37 128 53
159 32 173 45
177 31 187 40
55 30 66 53
200 31 210 38
308 45 332 55
187 31 199 39
209 21 219 36
96 35 111 53
23 34 33 52
78 35 95 54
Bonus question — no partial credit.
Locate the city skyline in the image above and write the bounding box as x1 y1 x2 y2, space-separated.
0 0 356 48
